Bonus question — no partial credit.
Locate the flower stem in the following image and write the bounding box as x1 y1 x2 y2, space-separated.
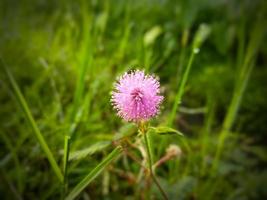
143 130 169 200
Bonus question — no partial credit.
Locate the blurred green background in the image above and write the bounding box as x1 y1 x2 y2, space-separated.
0 0 267 199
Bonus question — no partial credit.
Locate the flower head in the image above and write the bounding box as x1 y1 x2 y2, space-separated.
111 70 163 122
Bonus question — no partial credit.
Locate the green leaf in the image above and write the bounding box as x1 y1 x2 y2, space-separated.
144 25 162 46
113 123 137 140
69 141 112 161
149 126 184 136
65 146 122 200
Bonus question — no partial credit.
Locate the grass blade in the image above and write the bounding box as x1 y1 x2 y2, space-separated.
1 59 63 183
65 146 122 200
212 16 266 173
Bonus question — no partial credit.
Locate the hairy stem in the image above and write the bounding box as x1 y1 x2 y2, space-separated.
143 129 168 200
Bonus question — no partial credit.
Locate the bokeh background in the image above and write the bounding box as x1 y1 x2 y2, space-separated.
0 0 267 199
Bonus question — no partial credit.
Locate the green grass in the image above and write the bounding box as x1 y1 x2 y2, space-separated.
0 0 267 199
1 59 63 183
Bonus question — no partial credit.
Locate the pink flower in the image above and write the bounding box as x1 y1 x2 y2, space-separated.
111 70 163 122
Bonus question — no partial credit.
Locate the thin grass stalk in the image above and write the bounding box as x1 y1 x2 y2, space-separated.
168 24 210 126
1 59 63 183
65 146 122 200
168 51 196 126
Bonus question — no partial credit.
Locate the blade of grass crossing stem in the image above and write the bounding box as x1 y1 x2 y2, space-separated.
168 24 210 126
63 135 70 193
65 146 122 200
1 59 63 183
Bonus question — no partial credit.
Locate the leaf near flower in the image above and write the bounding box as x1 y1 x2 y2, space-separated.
149 126 184 136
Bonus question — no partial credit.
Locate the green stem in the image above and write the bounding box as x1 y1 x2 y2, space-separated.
169 50 196 126
65 146 122 200
1 59 63 183
169 24 210 126
143 131 169 200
